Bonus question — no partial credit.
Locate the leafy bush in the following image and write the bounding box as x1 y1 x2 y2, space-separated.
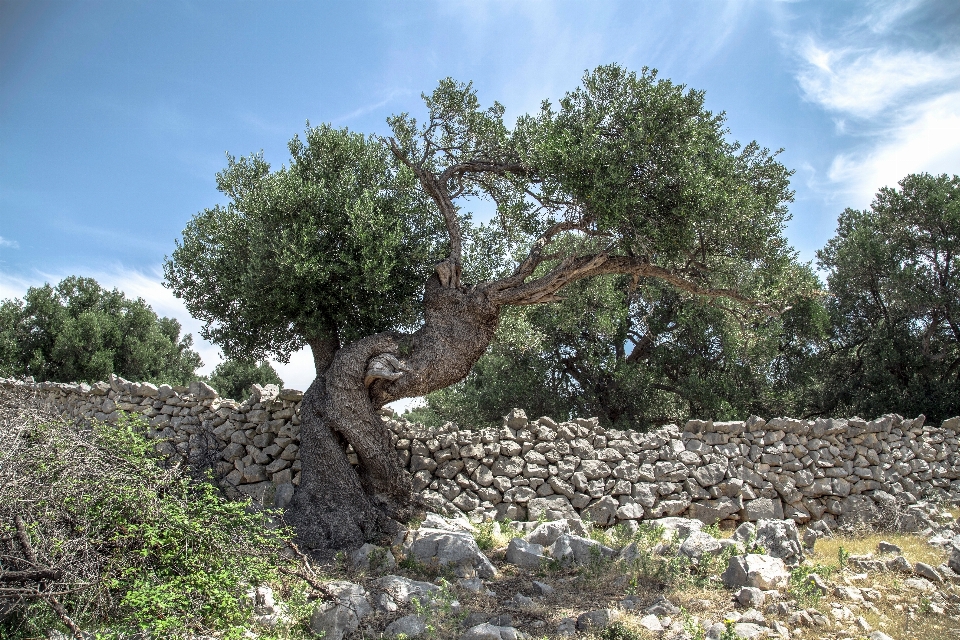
0 387 302 639
208 358 284 400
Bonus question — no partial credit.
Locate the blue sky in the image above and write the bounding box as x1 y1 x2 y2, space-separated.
2 0 959 393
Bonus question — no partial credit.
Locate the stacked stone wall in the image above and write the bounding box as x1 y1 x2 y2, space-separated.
4 376 959 529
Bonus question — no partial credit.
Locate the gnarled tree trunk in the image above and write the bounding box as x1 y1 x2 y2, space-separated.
287 273 501 553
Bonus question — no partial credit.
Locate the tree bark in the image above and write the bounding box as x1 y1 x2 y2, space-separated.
288 274 501 554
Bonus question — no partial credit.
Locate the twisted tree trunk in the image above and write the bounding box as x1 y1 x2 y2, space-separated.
287 273 500 553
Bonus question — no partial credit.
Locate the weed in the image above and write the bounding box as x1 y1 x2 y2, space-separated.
597 621 644 640
837 545 851 568
473 520 499 550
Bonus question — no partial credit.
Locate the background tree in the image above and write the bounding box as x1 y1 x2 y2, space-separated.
415 272 826 429
0 276 201 385
165 65 812 552
812 173 960 422
208 359 283 401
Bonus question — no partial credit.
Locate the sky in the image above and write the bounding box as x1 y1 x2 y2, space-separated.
2 0 960 397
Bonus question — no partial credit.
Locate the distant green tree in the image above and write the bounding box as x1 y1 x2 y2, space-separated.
0 276 201 385
812 173 960 422
208 359 283 401
420 273 826 429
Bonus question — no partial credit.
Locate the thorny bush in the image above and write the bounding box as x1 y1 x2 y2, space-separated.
0 386 304 639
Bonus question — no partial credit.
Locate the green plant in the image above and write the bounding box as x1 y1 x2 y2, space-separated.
681 608 706 640
598 621 644 640
837 545 851 568
719 619 740 640
473 520 499 550
787 564 835 608
0 405 305 640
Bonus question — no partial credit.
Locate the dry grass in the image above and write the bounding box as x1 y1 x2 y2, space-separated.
810 531 948 568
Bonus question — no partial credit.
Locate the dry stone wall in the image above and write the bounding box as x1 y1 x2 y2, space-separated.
4 375 959 530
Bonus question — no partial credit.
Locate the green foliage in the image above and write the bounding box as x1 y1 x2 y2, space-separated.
0 409 299 639
787 564 833 608
812 173 960 423
167 65 808 397
209 358 284 400
164 124 445 363
421 273 824 429
0 276 202 385
597 621 645 640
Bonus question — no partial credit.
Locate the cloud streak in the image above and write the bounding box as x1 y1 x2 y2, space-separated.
0 236 19 249
789 1 960 207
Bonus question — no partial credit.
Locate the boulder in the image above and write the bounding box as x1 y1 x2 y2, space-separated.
384 614 427 638
402 527 497 579
576 609 619 631
308 581 372 640
722 554 790 590
460 623 524 640
505 538 550 569
349 543 397 572
526 520 570 546
373 575 443 607
548 534 615 566
679 530 723 563
754 519 804 567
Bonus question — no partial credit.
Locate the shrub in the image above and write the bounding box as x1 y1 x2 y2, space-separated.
0 387 301 639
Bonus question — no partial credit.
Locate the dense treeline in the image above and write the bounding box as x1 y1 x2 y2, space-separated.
0 276 283 394
414 173 960 428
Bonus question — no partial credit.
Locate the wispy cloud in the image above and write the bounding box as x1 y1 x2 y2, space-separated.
789 0 960 207
797 40 960 119
0 236 19 249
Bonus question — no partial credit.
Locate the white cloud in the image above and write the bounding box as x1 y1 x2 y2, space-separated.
0 236 19 249
790 2 960 208
797 40 960 118
827 90 960 207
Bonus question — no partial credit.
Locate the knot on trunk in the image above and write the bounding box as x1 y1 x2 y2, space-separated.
435 258 462 288
364 353 410 387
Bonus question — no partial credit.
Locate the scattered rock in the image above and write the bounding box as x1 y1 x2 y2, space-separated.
548 534 615 566
722 554 790 590
384 614 427 638
576 608 619 631
505 538 550 569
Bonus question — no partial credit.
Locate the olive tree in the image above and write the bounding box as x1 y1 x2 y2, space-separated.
164 65 810 551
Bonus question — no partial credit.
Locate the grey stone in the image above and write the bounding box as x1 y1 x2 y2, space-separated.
736 587 766 608
460 623 523 640
679 530 723 563
914 562 943 583
384 614 427 638
548 534 615 566
403 527 497 579
309 601 359 640
374 575 442 607
582 495 619 526
349 543 397 572
526 520 569 546
877 540 902 554
722 554 790 590
576 609 619 630
532 580 554 596
754 519 804 567
505 538 549 569
526 495 578 521
638 614 663 632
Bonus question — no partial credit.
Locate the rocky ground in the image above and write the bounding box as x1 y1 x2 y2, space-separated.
247 500 960 640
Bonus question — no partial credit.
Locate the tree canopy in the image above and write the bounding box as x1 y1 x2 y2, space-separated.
0 276 201 385
166 65 810 376
164 124 445 364
813 172 960 422
208 359 283 401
